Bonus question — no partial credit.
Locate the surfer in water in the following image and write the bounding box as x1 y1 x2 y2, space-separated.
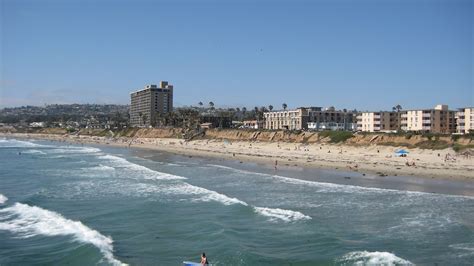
201 253 209 265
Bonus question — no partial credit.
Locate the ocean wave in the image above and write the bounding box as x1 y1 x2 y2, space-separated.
449 243 474 258
0 203 126 266
165 183 248 206
48 147 102 154
336 251 413 265
22 149 47 155
86 164 116 172
206 163 474 199
0 139 47 148
0 194 7 204
253 207 311 222
164 183 312 222
98 154 187 180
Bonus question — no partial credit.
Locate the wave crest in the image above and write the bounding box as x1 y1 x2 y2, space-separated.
253 207 311 222
0 194 7 204
99 154 187 180
0 203 126 265
337 251 413 265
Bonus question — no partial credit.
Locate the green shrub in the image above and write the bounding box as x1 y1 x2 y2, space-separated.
319 131 354 143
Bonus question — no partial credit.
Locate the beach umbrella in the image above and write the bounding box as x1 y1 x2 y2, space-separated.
395 149 409 156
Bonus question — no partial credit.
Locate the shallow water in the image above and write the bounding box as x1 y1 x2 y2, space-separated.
0 138 473 265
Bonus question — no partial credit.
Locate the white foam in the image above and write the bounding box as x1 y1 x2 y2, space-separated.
0 194 7 204
449 243 474 257
0 139 46 148
253 207 311 222
98 154 187 180
163 183 312 222
207 163 474 199
0 203 126 265
86 164 116 172
22 149 47 155
165 183 248 206
49 147 101 154
337 251 413 265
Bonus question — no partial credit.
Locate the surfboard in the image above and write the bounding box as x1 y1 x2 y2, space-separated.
183 261 212 266
183 261 202 266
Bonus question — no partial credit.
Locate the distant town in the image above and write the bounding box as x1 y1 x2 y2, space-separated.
1 81 473 135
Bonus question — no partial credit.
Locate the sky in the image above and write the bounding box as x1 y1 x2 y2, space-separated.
0 0 472 111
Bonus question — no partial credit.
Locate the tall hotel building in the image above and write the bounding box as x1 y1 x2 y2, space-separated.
130 81 173 127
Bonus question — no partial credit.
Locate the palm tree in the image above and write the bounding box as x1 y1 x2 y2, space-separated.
268 105 273 111
282 103 287 110
392 104 403 131
198 102 203 107
393 104 402 112
209 101 214 108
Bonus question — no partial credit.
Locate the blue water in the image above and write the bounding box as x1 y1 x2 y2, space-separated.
0 138 473 265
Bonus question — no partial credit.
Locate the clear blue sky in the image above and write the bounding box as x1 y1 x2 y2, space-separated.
1 0 472 111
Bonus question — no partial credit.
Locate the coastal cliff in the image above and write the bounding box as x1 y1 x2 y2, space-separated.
1 127 472 151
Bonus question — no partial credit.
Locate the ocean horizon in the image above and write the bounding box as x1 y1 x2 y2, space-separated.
1 137 473 265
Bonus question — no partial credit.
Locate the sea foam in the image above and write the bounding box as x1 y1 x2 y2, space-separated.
98 154 187 180
0 194 8 204
22 149 47 155
0 203 126 266
253 207 311 222
0 139 46 148
166 183 249 206
337 251 413 265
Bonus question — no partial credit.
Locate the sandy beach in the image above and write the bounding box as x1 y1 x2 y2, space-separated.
3 132 473 182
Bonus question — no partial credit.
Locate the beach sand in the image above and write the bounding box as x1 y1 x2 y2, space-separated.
3 132 473 182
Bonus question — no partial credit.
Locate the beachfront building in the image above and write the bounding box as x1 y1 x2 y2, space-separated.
263 107 320 130
130 82 173 127
307 107 357 131
264 106 356 131
455 107 474 134
356 112 398 132
400 104 455 133
242 120 264 129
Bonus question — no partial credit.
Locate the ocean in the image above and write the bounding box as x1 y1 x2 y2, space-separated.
0 138 473 265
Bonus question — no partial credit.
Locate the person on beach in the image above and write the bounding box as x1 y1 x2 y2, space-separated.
201 253 209 265
274 160 278 170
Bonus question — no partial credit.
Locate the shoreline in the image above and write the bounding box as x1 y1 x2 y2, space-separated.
2 132 473 183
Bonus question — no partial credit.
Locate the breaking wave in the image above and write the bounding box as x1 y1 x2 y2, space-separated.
166 183 249 206
253 207 311 222
0 203 126 266
0 139 47 148
336 251 413 265
22 149 47 155
98 154 187 180
0 194 8 204
49 147 102 154
86 164 116 172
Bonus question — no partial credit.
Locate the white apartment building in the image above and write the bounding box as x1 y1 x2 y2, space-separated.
400 104 455 133
455 107 474 134
263 107 356 131
263 107 314 130
356 112 398 132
